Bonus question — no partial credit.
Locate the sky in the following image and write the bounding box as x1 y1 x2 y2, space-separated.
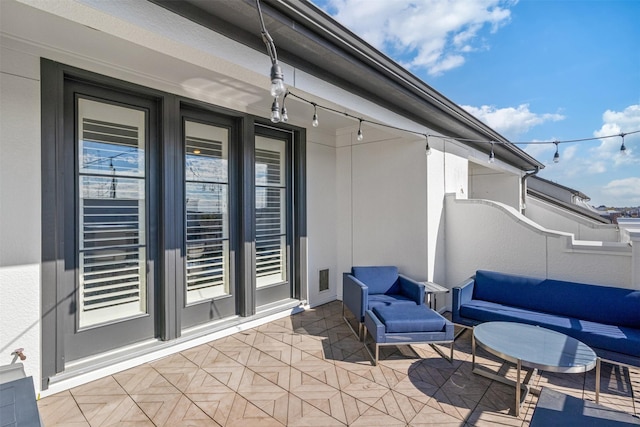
311 0 640 207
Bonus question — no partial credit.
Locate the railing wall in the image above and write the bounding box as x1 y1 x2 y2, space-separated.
525 195 619 241
444 194 635 300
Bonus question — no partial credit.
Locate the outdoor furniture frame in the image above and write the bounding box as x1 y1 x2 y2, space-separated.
363 304 454 365
343 266 425 340
472 321 599 417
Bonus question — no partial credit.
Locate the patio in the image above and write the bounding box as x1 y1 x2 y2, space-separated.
38 301 639 426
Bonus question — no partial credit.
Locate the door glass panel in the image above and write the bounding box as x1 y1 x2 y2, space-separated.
77 99 147 328
255 136 287 288
185 121 230 304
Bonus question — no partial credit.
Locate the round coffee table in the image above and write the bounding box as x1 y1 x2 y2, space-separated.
472 321 600 417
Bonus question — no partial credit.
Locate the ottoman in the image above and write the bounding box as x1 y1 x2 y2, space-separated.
364 304 454 365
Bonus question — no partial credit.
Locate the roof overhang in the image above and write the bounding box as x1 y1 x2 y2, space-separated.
149 0 544 171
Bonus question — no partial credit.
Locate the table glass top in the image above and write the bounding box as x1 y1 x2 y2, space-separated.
474 322 597 373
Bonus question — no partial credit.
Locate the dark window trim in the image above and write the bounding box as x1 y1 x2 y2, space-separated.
40 59 306 390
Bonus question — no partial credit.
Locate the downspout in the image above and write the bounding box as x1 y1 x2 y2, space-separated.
521 166 539 215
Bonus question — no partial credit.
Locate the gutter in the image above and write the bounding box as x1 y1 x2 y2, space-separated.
521 167 540 215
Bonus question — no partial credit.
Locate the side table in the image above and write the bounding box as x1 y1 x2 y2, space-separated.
423 281 449 310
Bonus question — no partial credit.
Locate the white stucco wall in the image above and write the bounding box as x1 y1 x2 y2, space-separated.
0 45 42 387
335 129 429 281
306 134 338 306
468 161 522 210
526 196 619 241
445 195 633 297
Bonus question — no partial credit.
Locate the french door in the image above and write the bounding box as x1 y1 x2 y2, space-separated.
63 83 158 361
41 60 305 387
254 126 293 307
180 111 237 328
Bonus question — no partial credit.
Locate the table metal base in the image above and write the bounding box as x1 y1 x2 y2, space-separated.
471 331 601 417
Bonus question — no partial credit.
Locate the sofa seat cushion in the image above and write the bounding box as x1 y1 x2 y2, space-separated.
368 293 417 311
372 304 445 333
460 300 640 357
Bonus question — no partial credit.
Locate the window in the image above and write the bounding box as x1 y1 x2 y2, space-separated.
255 135 287 288
184 121 230 304
77 98 148 328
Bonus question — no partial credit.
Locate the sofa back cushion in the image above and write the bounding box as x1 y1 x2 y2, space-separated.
473 270 640 328
352 266 400 295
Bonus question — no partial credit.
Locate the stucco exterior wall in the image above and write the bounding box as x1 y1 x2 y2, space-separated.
468 161 522 210
336 130 430 284
306 136 338 306
526 196 619 241
0 45 42 388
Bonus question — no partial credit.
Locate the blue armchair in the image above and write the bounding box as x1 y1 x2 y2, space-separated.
342 266 425 340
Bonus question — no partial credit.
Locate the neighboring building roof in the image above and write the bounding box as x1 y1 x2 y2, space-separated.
149 0 544 171
529 176 590 201
527 176 610 224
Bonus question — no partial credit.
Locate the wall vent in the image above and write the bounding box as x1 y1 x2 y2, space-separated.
319 269 329 292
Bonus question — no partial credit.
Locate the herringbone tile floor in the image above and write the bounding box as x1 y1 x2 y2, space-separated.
38 301 639 426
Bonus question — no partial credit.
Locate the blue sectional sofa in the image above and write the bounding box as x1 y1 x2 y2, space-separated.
452 270 640 367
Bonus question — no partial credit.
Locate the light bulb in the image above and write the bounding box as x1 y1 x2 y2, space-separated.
281 106 288 122
553 151 560 163
357 129 363 141
270 63 286 97
312 112 319 127
620 134 627 155
488 143 495 163
270 98 281 123
425 144 432 156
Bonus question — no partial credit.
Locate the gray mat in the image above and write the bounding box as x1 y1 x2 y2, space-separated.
530 387 640 426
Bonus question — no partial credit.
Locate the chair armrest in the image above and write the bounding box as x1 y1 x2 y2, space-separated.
343 273 368 322
398 274 425 305
364 310 386 343
452 276 475 323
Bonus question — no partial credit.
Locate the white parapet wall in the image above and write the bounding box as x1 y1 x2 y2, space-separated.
444 194 634 300
525 195 619 241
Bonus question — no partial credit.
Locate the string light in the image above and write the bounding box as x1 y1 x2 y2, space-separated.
425 134 432 156
312 103 319 127
280 91 289 123
255 2 638 162
283 90 638 160
256 0 286 97
270 97 281 123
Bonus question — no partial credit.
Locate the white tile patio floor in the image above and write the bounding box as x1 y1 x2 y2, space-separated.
38 301 639 426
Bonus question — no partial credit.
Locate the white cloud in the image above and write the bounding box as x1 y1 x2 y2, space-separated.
462 104 565 139
321 0 517 76
593 105 640 159
601 177 640 205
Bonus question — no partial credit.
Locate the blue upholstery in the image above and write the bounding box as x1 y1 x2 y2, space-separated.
473 270 640 328
343 266 425 334
452 270 640 367
373 305 445 333
363 306 454 365
368 294 417 310
352 266 400 295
